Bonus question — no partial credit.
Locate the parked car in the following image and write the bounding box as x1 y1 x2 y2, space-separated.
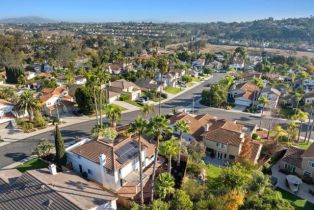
136 96 149 104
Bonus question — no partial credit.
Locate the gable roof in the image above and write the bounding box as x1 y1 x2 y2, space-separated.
110 79 140 90
281 147 304 168
301 143 314 157
0 171 79 210
202 119 244 146
40 87 66 102
236 82 260 100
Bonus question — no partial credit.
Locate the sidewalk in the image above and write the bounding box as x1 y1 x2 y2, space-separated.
112 100 140 111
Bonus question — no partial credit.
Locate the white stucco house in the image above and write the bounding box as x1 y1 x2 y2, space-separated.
66 132 157 200
229 82 260 107
0 99 15 128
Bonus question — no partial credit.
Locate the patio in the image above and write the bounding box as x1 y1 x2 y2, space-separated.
204 155 230 167
271 162 314 204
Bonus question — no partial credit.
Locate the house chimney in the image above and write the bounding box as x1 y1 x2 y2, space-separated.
48 164 57 175
205 123 210 132
99 154 106 187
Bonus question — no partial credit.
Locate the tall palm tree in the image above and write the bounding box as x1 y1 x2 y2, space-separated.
157 58 169 115
270 125 288 143
294 92 304 110
96 67 111 128
155 172 175 200
159 138 179 173
174 120 190 166
147 115 172 202
105 104 121 127
141 103 155 118
258 96 270 128
287 122 299 144
304 101 314 141
128 117 148 207
16 90 39 121
86 70 100 125
291 109 308 142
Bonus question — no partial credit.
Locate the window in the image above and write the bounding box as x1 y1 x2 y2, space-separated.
308 161 314 168
304 171 312 177
88 169 92 174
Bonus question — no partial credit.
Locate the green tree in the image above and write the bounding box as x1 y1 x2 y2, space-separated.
270 125 288 143
54 124 66 168
91 125 118 141
41 78 58 89
128 117 148 206
75 86 94 115
16 90 39 121
155 172 175 199
33 139 54 158
174 120 190 166
287 122 299 143
105 104 121 127
171 189 193 210
5 66 24 84
141 103 155 118
147 115 172 202
157 58 169 114
150 199 169 210
159 138 179 173
258 96 269 128
291 109 308 142
201 84 227 107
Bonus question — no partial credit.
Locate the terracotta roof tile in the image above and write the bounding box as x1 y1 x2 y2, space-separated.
301 143 314 157
281 147 304 168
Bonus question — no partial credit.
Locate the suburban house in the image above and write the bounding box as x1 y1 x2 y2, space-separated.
66 129 160 203
74 75 87 85
0 168 117 210
303 78 314 92
202 119 262 164
135 78 163 92
155 72 178 87
169 112 215 142
258 87 281 109
109 79 141 101
192 59 205 71
241 71 262 82
206 61 223 70
229 82 260 107
229 58 245 70
39 86 74 116
279 144 314 179
107 63 123 75
304 92 314 105
0 99 16 128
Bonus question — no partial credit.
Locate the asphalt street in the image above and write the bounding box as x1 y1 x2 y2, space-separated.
0 73 311 168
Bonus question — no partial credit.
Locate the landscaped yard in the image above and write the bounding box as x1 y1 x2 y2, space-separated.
293 142 312 150
206 164 223 179
125 100 143 107
277 188 314 210
164 86 183 94
109 103 127 111
279 107 295 119
16 158 49 172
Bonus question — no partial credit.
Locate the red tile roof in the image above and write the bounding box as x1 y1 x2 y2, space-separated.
281 147 304 168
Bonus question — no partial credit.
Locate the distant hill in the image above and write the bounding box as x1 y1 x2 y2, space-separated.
0 16 58 24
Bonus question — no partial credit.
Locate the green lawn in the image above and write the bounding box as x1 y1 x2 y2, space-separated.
293 142 312 150
109 104 127 111
277 188 314 210
192 77 201 82
164 86 183 94
125 100 143 107
206 164 223 179
16 158 49 172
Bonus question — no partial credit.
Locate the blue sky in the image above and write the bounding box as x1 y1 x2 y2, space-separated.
1 0 314 22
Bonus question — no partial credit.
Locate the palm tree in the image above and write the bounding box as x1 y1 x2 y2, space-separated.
159 138 179 173
291 109 308 142
304 101 314 141
258 96 270 128
141 103 155 118
147 115 172 202
128 117 148 207
155 172 175 199
294 92 304 110
174 120 190 166
105 105 122 127
16 90 39 121
251 78 263 108
270 125 288 143
157 58 169 115
287 122 299 144
86 70 100 125
96 67 111 127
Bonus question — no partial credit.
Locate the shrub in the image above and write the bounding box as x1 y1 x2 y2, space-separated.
252 133 258 140
187 161 203 177
161 92 168 99
20 121 34 132
119 94 130 101
33 113 47 128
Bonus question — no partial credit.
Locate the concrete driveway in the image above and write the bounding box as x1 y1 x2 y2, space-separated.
271 162 314 204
